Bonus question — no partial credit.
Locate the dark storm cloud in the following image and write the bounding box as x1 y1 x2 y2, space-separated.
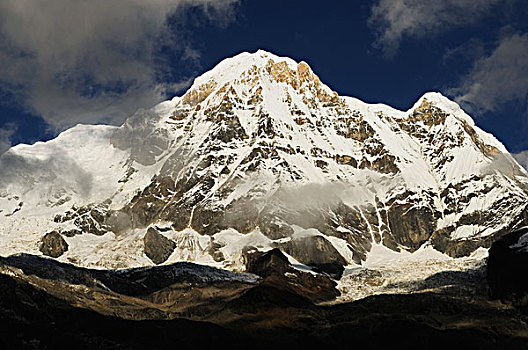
0 0 239 130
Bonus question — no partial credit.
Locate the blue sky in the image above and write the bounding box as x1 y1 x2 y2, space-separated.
1 0 527 165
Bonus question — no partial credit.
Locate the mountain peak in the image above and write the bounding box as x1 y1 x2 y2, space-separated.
181 49 336 109
414 91 464 116
1 50 527 275
189 49 298 88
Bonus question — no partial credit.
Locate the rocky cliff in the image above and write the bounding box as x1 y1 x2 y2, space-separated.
0 50 527 275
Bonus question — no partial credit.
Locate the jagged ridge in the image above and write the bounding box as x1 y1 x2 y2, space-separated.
0 50 527 275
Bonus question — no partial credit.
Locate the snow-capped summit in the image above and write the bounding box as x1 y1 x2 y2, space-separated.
0 50 527 274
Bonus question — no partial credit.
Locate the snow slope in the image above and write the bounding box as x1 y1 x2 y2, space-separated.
0 50 527 277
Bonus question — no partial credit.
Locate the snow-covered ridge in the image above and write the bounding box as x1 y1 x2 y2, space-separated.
190 50 298 91
0 49 527 277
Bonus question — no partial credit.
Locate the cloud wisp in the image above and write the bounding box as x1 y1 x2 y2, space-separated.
368 0 502 56
449 32 528 115
0 125 15 155
0 0 239 130
513 150 528 171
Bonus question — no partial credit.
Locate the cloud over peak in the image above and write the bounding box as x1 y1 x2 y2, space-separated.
368 0 502 56
0 0 239 129
450 32 528 114
0 125 15 155
513 150 528 171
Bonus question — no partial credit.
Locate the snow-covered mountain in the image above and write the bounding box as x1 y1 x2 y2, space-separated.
1 50 527 274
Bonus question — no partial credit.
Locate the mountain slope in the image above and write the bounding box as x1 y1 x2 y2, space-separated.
0 50 527 274
3 257 527 350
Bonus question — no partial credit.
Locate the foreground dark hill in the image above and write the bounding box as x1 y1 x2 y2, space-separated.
488 227 528 311
1 253 527 349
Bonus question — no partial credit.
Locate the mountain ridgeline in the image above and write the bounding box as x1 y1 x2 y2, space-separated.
0 50 527 275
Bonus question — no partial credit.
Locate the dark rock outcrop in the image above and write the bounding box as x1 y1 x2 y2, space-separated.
160 203 191 231
258 214 294 240
487 227 528 311
54 204 110 235
278 235 346 278
190 205 224 235
39 231 68 258
243 248 340 302
144 227 176 264
245 248 292 278
387 204 436 251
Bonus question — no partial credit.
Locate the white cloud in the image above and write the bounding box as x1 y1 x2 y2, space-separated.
0 125 15 155
368 0 502 55
0 0 239 129
449 32 528 114
441 38 486 65
513 150 528 171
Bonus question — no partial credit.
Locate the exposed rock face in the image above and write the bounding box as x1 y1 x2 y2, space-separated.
244 248 292 277
39 231 68 258
144 228 176 264
1 50 528 273
278 236 347 278
487 227 528 311
54 203 110 236
244 248 340 302
387 203 437 251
